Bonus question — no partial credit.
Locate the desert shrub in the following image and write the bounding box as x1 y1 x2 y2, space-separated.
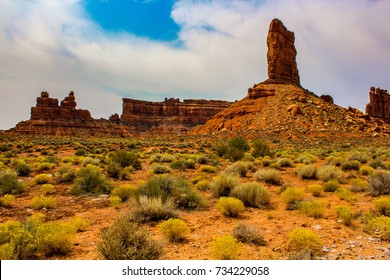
108 150 141 170
323 179 340 192
349 152 369 164
151 164 172 174
297 154 316 164
359 166 375 176
30 195 56 209
251 139 271 158
170 159 195 170
341 160 361 171
106 162 122 178
97 215 162 260
69 217 89 232
335 188 355 203
197 155 210 164
231 182 270 208
132 196 178 223
350 178 367 192
41 184 55 195
317 165 343 182
224 161 248 177
367 170 390 196
0 143 10 152
328 156 345 166
288 228 322 252
200 165 217 173
261 156 273 167
375 197 390 216
195 180 209 191
209 235 242 260
336 206 353 226
232 223 266 246
160 154 176 163
0 169 24 195
36 162 56 171
277 157 294 167
56 165 76 183
365 216 390 241
137 175 204 210
159 218 190 242
369 158 388 170
281 187 305 210
35 222 76 256
210 174 239 198
308 184 323 197
299 200 326 218
295 164 317 179
0 194 15 207
33 174 52 185
12 159 32 176
71 165 112 195
0 220 37 259
254 169 283 185
216 197 245 217
110 195 122 208
225 137 250 162
75 149 86 156
111 184 136 202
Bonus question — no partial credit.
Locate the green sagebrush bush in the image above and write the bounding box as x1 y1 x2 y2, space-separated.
299 200 326 218
251 139 271 158
97 214 163 260
367 170 390 196
254 169 283 185
288 228 322 252
295 165 317 180
71 165 112 195
336 206 353 226
210 173 240 198
317 165 343 182
131 196 179 223
136 175 204 210
231 182 270 208
0 169 24 195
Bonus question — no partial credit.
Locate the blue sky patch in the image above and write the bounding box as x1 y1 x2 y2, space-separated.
84 0 180 41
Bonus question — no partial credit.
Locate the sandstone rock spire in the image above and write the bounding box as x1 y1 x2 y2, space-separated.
266 18 300 86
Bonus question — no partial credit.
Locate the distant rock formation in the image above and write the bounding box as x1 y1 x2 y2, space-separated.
366 87 390 123
265 18 300 86
121 98 233 132
320 95 334 104
10 92 130 137
31 91 92 121
9 92 233 136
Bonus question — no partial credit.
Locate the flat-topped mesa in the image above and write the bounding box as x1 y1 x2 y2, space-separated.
121 98 233 131
366 87 390 123
31 91 92 121
265 18 300 86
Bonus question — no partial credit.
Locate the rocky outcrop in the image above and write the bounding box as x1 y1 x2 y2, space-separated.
121 98 233 132
10 92 130 137
320 95 334 104
264 18 300 86
31 91 92 121
366 87 390 123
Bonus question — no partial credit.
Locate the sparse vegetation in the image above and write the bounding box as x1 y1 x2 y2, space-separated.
159 218 190 242
281 187 305 210
317 165 343 182
216 197 245 217
231 182 270 208
209 235 242 260
0 169 24 195
288 228 322 252
299 200 326 218
210 173 239 198
367 170 390 196
71 165 112 195
336 206 353 226
295 164 317 179
308 184 323 197
97 214 163 260
232 223 266 246
254 169 283 185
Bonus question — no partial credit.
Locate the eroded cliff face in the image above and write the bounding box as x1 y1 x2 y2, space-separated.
121 98 233 132
366 87 390 123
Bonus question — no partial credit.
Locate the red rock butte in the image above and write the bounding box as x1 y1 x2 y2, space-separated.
366 87 390 123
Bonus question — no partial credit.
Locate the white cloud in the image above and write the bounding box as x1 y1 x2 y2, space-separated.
0 0 389 129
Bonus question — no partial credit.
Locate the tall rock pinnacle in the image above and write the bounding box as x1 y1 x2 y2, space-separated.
266 18 300 86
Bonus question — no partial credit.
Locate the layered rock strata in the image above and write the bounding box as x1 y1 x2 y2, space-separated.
121 98 233 132
366 87 390 123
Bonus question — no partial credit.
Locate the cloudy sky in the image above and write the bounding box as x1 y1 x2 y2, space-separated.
1 0 389 129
